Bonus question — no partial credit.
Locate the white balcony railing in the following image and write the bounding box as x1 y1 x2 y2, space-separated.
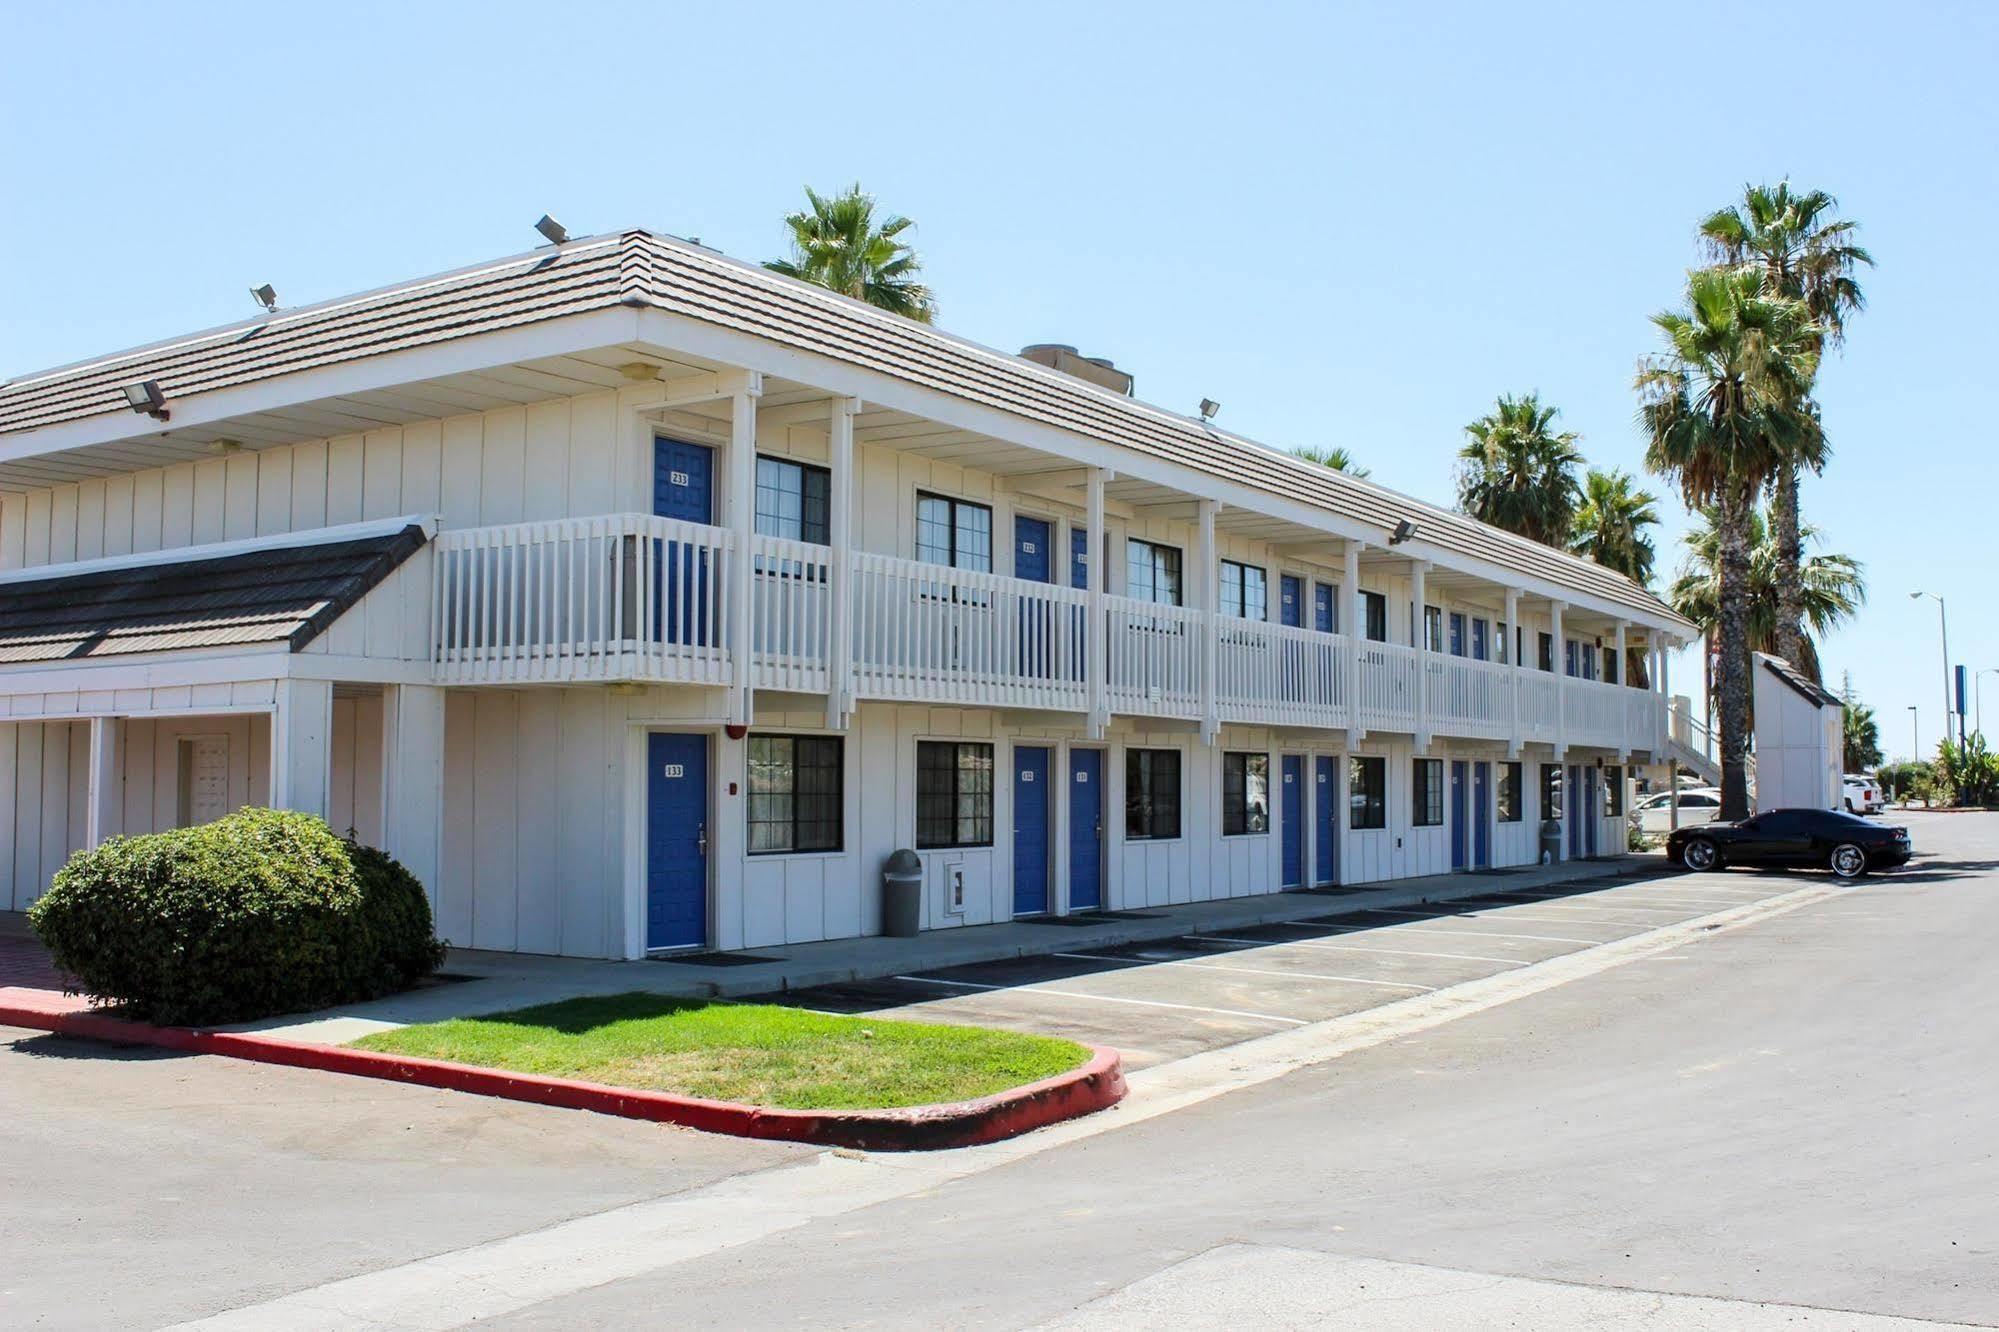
849 552 1089 711
432 514 731 685
1104 596 1202 720
430 515 1668 753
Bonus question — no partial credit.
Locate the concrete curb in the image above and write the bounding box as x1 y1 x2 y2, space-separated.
0 987 1126 1151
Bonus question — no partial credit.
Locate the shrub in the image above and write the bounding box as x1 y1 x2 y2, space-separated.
28 808 445 1025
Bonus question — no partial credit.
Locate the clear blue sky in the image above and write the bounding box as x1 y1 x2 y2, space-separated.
4 1 1993 761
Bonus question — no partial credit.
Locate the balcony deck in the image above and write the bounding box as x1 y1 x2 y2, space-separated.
431 515 1664 753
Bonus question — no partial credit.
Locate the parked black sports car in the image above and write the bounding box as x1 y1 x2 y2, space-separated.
1668 808 1913 880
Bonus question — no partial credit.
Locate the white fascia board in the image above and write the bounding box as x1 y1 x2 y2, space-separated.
628 309 1694 638
0 514 437 586
0 308 644 464
0 646 293 699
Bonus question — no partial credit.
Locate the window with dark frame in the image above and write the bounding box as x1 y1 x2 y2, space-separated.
915 493 993 571
1125 749 1183 840
1349 755 1386 829
746 735 843 854
1539 632 1555 672
1221 752 1270 835
754 456 831 545
1219 560 1268 621
916 741 994 848
1542 763 1564 820
1498 762 1523 821
1362 590 1388 642
1423 605 1443 652
1413 758 1444 826
1126 538 1183 606
1604 765 1624 816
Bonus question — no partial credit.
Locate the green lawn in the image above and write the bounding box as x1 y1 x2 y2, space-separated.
349 992 1090 1111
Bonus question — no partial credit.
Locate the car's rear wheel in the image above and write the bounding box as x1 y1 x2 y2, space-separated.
1829 843 1869 880
1681 838 1719 871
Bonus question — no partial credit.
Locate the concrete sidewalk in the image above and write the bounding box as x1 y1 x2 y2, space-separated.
219 853 1668 1044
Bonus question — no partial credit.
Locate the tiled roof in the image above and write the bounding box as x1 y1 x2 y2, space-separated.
0 523 426 663
0 230 1689 629
1761 655 1841 709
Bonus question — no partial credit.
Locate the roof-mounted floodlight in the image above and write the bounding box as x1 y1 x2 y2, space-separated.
122 380 170 421
1198 398 1220 422
1388 518 1418 546
250 283 278 312
534 214 569 245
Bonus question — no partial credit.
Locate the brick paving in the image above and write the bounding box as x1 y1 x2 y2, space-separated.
0 931 65 992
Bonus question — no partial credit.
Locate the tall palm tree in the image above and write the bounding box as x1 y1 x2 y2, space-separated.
1291 445 1371 479
1455 394 1585 545
1843 702 1884 772
1637 265 1820 819
1568 467 1661 586
1700 184 1870 667
1667 506 1866 687
764 184 936 322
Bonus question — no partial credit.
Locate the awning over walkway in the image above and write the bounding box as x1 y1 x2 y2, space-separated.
0 518 428 663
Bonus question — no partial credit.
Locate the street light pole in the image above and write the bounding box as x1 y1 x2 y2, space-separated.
1910 592 1956 753
1907 705 1918 764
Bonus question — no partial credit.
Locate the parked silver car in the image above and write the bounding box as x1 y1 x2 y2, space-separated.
1630 786 1723 836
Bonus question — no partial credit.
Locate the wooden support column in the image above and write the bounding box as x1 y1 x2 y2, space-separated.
727 375 763 728
269 677 334 817
1085 466 1111 738
1198 498 1219 745
85 715 122 848
1550 599 1568 761
1614 620 1629 761
1504 587 1522 757
1343 541 1364 750
380 684 446 900
825 396 859 730
1411 559 1430 751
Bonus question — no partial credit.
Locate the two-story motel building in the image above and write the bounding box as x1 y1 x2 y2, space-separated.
0 229 1699 959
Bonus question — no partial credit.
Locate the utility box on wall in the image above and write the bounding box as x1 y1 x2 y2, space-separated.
1752 653 1843 813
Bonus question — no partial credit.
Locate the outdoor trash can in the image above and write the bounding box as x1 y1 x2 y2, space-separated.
1539 818 1563 865
883 848 923 937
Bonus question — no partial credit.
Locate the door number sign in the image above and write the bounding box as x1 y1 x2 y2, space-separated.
663 763 686 778
670 470 690 487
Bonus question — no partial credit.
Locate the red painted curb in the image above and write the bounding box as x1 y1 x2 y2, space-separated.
0 989 1126 1151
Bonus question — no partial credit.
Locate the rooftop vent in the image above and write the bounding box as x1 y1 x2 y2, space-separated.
1020 344 1133 396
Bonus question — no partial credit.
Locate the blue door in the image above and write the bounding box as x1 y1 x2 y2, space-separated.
646 733 708 950
1565 640 1578 677
1012 746 1051 915
1313 583 1336 633
1279 575 1303 628
1068 749 1103 911
1567 765 1583 858
1471 618 1489 661
1472 761 1491 868
1070 528 1089 589
1450 760 1468 870
1583 768 1599 856
1015 516 1054 678
653 437 715 646
1314 756 1339 885
1449 612 1466 657
1280 755 1304 887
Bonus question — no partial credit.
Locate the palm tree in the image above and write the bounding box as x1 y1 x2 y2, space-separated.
764 184 936 322
1843 702 1884 772
1667 506 1866 687
1637 265 1820 819
1291 445 1371 479
1700 184 1870 667
1568 467 1661 586
1456 394 1585 545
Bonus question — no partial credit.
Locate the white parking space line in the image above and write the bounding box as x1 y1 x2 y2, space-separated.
1186 935 1530 967
890 974 1308 1026
1331 923 1604 946
1465 900 1693 918
1360 908 1637 932
1051 952 1437 993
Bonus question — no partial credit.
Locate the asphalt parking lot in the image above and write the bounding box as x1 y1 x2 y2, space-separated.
766 865 1799 1068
